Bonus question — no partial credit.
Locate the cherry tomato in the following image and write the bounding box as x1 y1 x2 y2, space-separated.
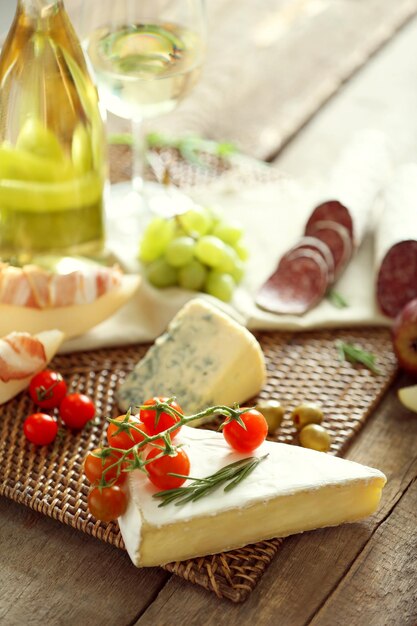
88 485 127 522
29 369 67 409
84 447 126 486
140 397 183 439
222 409 268 453
23 412 58 445
146 447 190 490
59 393 95 430
107 414 148 450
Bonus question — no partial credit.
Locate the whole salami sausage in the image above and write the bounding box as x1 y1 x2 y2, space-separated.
307 130 391 248
376 164 417 318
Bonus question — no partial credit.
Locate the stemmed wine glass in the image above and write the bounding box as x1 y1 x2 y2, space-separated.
73 0 206 249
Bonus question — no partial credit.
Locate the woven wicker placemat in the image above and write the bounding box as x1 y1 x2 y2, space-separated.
0 150 398 602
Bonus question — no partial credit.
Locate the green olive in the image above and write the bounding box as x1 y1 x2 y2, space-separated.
291 402 323 431
255 400 285 434
299 424 331 452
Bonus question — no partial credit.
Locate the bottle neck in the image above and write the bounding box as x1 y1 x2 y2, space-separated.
18 0 63 19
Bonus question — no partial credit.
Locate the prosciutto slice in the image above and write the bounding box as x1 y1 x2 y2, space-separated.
0 332 47 382
0 263 123 309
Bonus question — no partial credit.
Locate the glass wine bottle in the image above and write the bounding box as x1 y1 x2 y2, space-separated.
0 0 106 264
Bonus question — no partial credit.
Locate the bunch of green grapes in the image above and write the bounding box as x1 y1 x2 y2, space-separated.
139 206 248 302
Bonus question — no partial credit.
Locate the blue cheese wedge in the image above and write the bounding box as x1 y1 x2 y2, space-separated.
117 298 266 422
118 426 386 567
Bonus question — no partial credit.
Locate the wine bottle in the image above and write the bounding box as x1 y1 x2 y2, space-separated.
0 0 106 263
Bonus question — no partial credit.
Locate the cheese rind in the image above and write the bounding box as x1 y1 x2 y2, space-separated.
117 298 266 422
118 426 386 567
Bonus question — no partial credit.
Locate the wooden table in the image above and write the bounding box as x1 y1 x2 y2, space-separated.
1 2 417 624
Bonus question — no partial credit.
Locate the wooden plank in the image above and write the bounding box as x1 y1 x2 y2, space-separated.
133 374 417 625
0 497 170 626
309 480 417 626
147 0 417 160
274 10 417 178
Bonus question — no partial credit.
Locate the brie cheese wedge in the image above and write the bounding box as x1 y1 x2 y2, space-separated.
117 298 266 423
118 426 386 567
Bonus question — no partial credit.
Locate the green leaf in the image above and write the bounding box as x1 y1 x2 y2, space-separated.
327 289 348 309
336 341 381 374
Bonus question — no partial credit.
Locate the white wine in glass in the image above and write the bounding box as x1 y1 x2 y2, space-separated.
75 0 206 226
85 22 204 120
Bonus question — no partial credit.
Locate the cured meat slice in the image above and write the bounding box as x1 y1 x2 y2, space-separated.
24 265 52 308
0 332 47 382
305 201 353 242
0 263 123 309
376 164 417 318
0 265 37 307
306 220 352 279
287 236 335 284
256 249 329 315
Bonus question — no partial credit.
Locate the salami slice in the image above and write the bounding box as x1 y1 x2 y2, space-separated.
306 220 352 279
256 249 329 315
288 236 336 283
305 201 353 242
376 164 417 318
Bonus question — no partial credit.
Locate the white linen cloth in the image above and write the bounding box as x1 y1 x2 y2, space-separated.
62 174 390 353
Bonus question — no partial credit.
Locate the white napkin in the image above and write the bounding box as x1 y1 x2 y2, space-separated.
61 175 390 353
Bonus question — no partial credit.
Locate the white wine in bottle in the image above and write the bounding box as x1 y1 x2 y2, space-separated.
0 0 106 263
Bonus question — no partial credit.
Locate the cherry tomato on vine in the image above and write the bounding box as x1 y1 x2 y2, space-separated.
29 369 67 409
140 397 183 438
146 447 190 490
88 485 127 522
107 414 148 450
84 447 126 486
222 409 268 453
59 393 95 430
23 412 58 445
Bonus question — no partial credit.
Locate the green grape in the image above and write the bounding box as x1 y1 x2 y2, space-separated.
195 235 228 267
146 258 178 288
231 259 245 284
205 271 235 302
234 240 249 261
179 206 213 236
72 123 93 175
165 236 195 268
139 217 175 263
178 259 208 291
212 219 243 245
16 118 66 162
216 244 240 273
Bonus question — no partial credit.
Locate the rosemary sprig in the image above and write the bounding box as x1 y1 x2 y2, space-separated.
153 455 268 507
336 341 381 374
108 132 238 168
327 289 348 309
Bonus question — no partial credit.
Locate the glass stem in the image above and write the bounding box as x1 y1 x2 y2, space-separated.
132 117 145 194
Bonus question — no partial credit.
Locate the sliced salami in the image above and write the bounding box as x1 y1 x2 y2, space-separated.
306 220 353 279
305 201 353 242
256 249 329 315
376 164 417 318
288 236 336 283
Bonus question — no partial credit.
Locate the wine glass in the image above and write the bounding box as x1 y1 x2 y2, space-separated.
72 0 206 252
